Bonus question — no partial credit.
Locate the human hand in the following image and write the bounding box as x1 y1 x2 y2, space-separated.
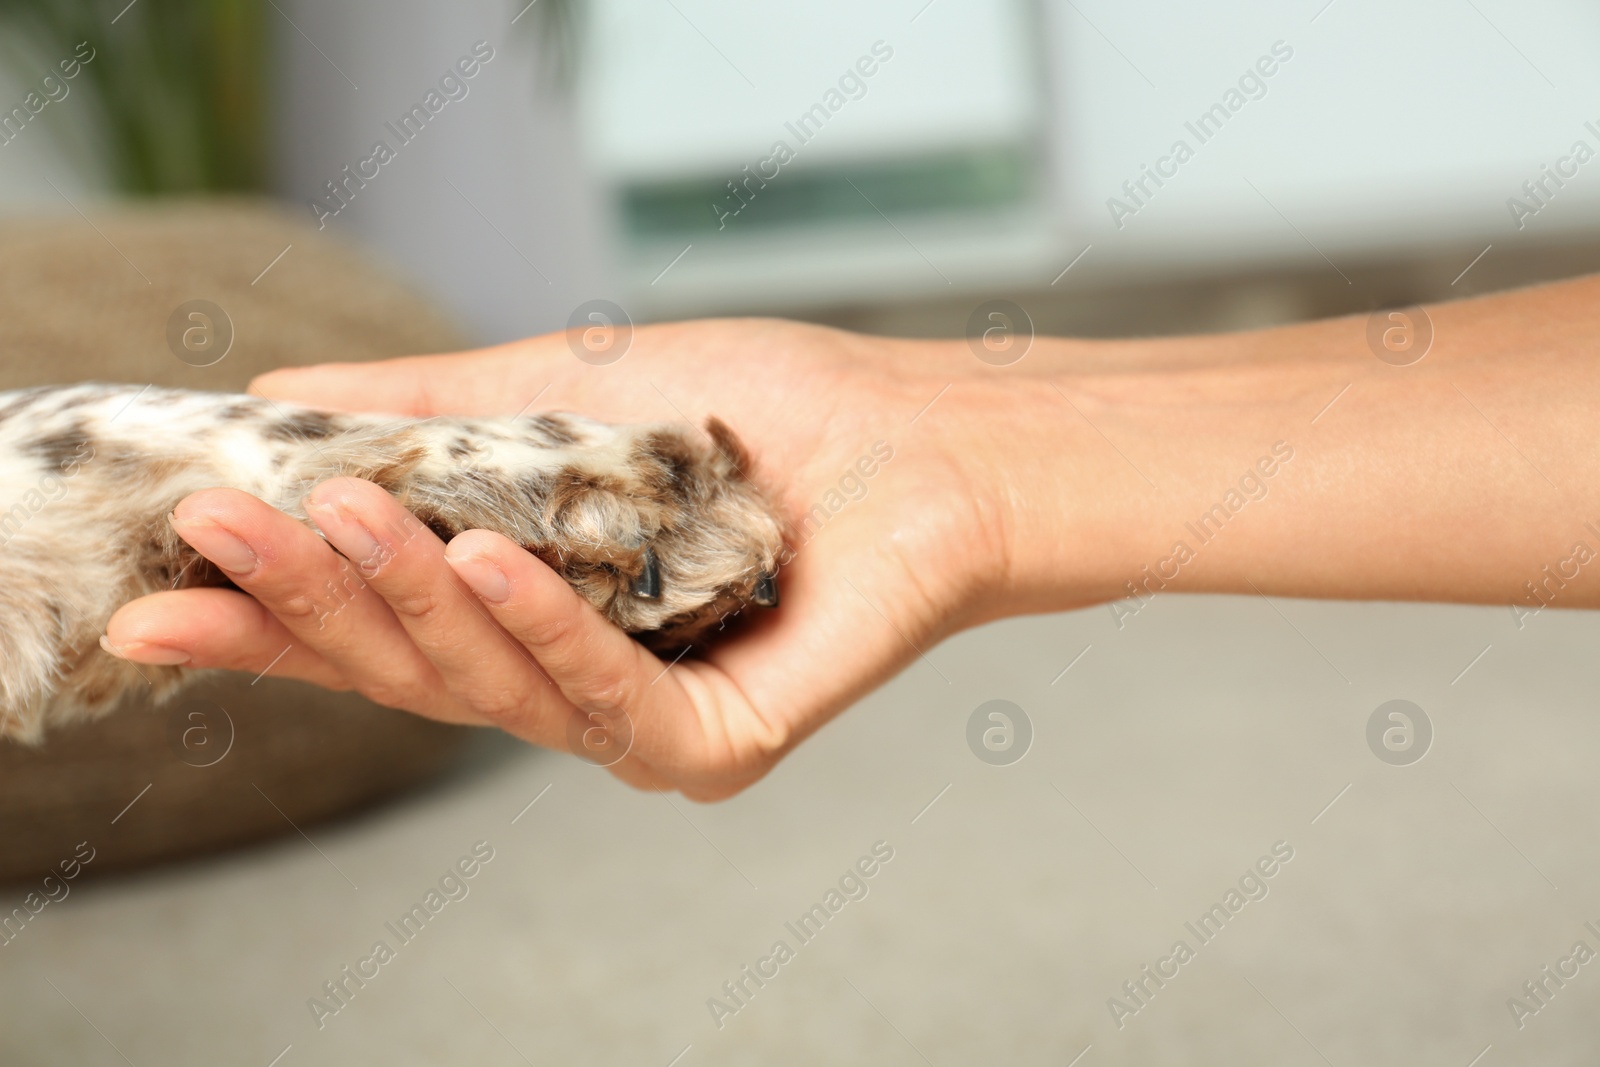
104 319 1043 799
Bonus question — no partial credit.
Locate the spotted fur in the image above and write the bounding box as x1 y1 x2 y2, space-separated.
0 384 785 742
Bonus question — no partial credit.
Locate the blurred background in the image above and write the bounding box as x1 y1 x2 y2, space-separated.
3 0 1600 1064
6 0 1600 337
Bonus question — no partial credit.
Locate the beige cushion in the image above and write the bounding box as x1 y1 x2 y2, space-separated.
0 199 472 882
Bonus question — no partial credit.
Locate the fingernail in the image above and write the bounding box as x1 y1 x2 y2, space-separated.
305 500 385 572
169 513 257 575
100 635 191 666
449 554 510 604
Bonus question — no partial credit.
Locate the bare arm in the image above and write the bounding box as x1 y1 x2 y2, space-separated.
102 275 1600 796
988 274 1600 621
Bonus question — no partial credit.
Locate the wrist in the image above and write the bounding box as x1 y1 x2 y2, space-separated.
977 334 1368 622
941 348 1148 625
971 371 1146 621
958 335 1305 623
876 330 1334 631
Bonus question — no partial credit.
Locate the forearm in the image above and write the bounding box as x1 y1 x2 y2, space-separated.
982 274 1600 619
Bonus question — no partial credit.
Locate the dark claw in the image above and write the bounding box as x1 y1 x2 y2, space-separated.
630 548 661 599
751 572 779 608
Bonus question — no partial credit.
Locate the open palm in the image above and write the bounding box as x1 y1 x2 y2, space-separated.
107 319 1003 798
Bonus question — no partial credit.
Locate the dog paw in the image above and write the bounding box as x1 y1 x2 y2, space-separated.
374 412 787 651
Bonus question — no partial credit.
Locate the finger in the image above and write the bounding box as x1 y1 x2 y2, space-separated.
249 338 563 417
168 488 465 721
303 478 571 732
445 530 745 784
104 587 348 690
429 529 634 753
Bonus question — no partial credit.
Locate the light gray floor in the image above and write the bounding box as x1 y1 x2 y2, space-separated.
3 593 1598 1065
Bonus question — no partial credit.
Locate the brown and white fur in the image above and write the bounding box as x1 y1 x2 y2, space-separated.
0 384 784 743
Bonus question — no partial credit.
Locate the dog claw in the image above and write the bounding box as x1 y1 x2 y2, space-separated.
752 572 778 607
630 548 661 599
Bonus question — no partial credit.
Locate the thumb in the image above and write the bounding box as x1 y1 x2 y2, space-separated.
249 338 563 416
249 358 437 415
